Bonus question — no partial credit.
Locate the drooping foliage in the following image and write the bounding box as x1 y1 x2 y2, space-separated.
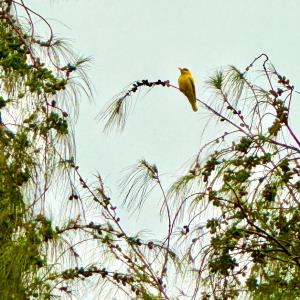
3 1 300 299
102 54 300 299
0 2 176 299
0 0 89 298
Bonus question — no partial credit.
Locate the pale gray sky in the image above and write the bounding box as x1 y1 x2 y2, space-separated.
25 0 300 233
21 1 300 298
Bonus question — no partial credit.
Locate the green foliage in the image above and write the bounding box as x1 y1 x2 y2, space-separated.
101 53 300 299
0 1 92 299
0 4 173 299
2 1 300 299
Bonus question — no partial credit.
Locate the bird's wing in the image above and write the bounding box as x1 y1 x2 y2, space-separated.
189 77 196 99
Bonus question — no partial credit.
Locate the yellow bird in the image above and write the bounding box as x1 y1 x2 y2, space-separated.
178 67 198 112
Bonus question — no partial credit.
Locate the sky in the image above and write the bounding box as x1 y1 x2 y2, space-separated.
24 0 300 235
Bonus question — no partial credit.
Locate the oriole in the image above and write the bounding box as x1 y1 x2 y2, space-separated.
178 67 198 112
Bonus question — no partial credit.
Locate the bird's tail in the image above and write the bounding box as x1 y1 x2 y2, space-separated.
191 102 198 112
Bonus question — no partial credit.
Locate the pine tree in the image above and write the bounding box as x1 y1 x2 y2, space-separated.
0 2 172 299
101 54 300 299
2 1 300 299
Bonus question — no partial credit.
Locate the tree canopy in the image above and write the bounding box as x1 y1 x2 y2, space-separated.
1 1 300 299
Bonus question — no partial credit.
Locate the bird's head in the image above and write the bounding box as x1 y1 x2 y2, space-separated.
178 67 191 75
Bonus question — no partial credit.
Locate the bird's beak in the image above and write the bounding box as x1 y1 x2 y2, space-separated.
178 67 182 73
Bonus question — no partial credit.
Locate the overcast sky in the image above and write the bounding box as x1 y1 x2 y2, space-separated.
26 0 300 237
